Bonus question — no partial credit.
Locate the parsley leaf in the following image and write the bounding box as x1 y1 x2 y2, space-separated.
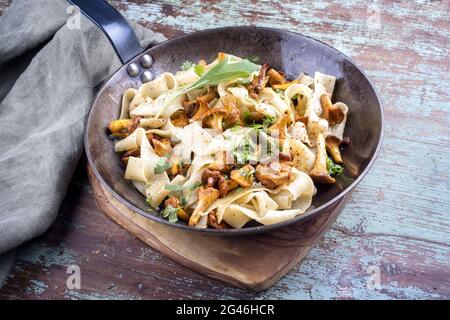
154 155 171 174
164 184 183 192
262 115 276 127
181 60 195 71
161 205 179 223
188 181 203 191
326 156 344 176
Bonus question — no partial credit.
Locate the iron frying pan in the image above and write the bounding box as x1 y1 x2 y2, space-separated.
71 0 384 236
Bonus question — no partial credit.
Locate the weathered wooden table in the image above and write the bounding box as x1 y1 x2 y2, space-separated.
0 0 449 299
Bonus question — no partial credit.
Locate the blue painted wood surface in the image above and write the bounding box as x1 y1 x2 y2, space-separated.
0 0 449 299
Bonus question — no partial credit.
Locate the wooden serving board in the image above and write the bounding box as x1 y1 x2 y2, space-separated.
87 165 349 291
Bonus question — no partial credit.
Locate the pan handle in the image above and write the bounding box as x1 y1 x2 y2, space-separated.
67 0 144 64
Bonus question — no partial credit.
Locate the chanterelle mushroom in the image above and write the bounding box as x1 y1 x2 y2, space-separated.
165 196 190 222
208 151 233 173
268 68 286 86
269 114 289 140
217 175 239 197
325 135 345 164
320 94 345 126
202 108 228 132
108 119 133 134
121 147 140 166
309 133 335 184
189 186 219 226
171 110 190 127
230 164 255 188
255 161 291 189
222 93 243 128
201 168 222 187
152 138 172 157
207 210 230 229
191 99 211 122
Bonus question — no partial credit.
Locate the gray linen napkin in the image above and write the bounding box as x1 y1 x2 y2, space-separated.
0 0 166 287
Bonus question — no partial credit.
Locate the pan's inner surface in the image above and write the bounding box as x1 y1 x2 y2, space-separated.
86 27 382 234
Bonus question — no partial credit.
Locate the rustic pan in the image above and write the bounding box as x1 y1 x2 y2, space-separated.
73 0 383 236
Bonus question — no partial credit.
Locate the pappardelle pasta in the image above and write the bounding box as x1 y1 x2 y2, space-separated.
107 53 349 229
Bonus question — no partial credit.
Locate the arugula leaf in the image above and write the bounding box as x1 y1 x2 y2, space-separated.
326 156 344 176
154 155 171 174
181 60 194 71
145 197 152 206
161 205 179 223
193 64 205 76
169 56 260 103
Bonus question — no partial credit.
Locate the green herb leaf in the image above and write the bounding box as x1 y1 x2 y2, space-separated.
161 205 179 223
169 56 260 104
236 78 252 85
326 156 344 176
188 181 203 191
164 184 183 192
181 60 194 71
154 155 171 174
193 64 205 76
262 115 276 127
230 125 243 133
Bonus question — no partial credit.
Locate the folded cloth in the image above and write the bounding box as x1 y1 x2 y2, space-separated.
0 0 166 287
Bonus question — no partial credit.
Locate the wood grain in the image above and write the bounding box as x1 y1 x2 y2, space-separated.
87 165 348 291
0 0 449 299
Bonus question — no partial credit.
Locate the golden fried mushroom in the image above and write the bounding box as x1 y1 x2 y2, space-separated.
309 133 335 184
255 161 291 189
268 68 287 86
325 135 344 164
108 119 133 133
152 138 172 157
269 114 289 140
191 99 211 121
201 108 228 132
320 94 345 126
164 196 190 222
230 164 255 188
189 186 220 227
217 176 239 197
207 211 230 229
170 110 190 127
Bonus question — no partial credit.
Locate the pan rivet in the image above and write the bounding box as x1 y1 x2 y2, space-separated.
140 54 153 68
141 70 154 83
127 63 139 77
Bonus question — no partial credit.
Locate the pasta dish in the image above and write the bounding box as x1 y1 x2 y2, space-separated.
107 53 349 229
